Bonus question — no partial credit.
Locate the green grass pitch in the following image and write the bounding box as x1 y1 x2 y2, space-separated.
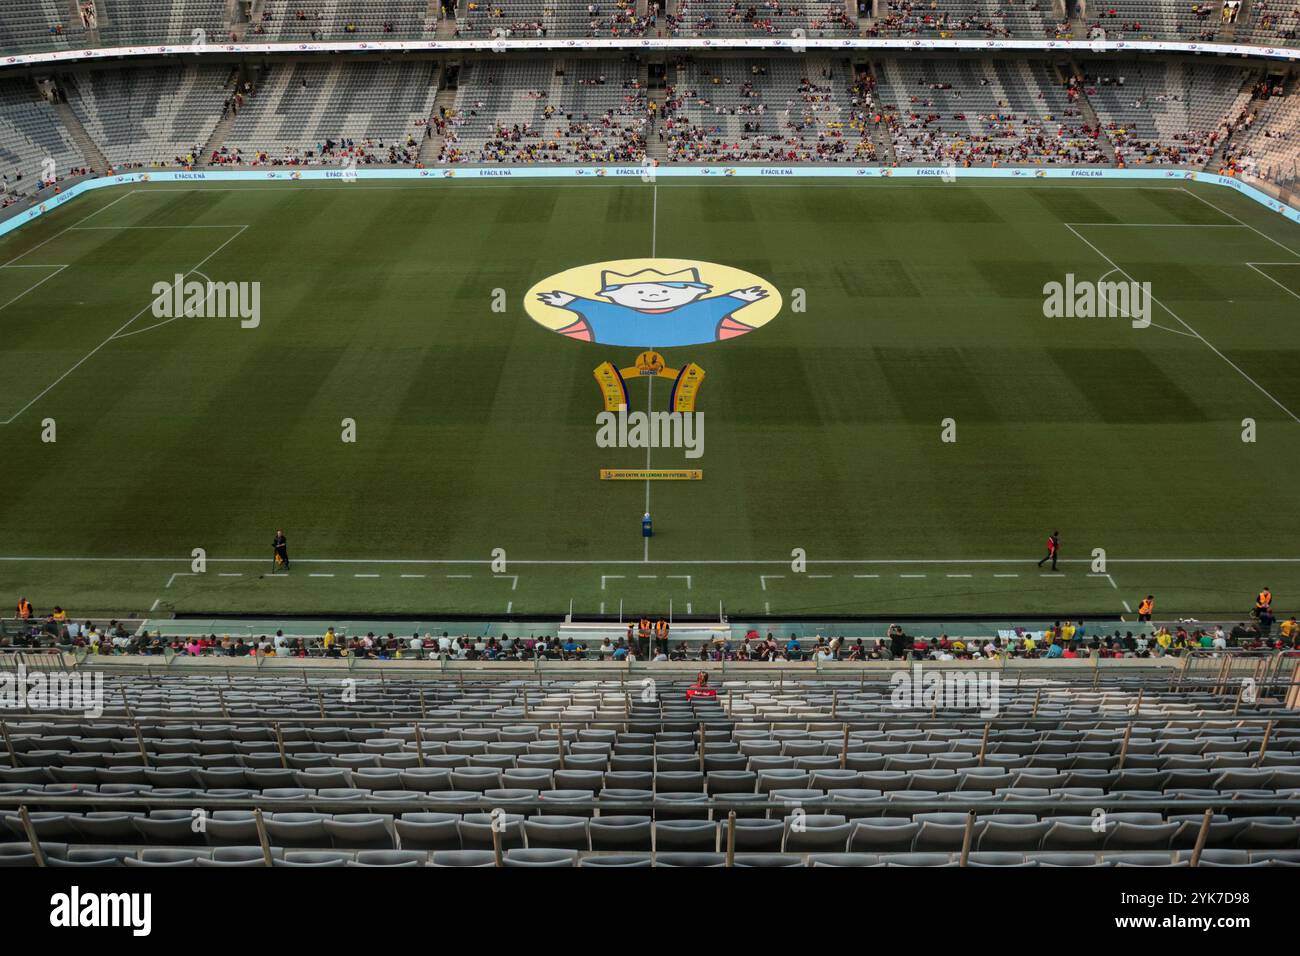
2 177 1299 621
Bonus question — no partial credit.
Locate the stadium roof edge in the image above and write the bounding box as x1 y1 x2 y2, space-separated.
1 36 1298 69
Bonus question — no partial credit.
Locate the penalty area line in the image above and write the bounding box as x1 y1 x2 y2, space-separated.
0 224 249 426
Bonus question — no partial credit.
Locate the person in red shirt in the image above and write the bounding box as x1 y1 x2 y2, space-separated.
686 671 717 700
1037 531 1059 571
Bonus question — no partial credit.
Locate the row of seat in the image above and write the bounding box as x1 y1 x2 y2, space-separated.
5 764 1298 791
6 809 1299 852
4 843 1299 867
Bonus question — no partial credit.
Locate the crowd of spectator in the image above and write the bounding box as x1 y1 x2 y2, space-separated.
660 63 867 162
7 595 1299 661
439 76 649 163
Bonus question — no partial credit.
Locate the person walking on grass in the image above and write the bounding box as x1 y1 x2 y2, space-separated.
273 529 290 572
1037 531 1059 571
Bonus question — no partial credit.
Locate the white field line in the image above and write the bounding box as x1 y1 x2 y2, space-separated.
1069 223 1248 228
600 575 624 590
1094 265 1191 337
1244 261 1300 302
6 555 1300 566
0 225 249 426
651 182 657 257
495 574 519 590
1177 186 1300 259
643 374 653 563
667 574 692 588
69 225 251 230
759 574 784 590
1065 222 1300 425
0 264 67 312
0 189 135 268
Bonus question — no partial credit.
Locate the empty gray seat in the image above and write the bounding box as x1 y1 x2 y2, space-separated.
276 850 352 867
654 819 718 851
264 813 329 847
349 850 428 867
590 816 652 851
783 814 852 853
849 818 918 852
580 853 652 867
323 814 394 849
503 848 578 867
654 852 726 867
522 815 590 850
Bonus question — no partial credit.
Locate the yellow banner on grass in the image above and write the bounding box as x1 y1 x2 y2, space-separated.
600 469 703 481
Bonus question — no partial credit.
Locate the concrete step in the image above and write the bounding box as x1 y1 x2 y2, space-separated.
47 87 108 175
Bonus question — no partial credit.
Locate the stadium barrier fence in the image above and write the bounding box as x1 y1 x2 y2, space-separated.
0 36 1298 68
4 167 1297 246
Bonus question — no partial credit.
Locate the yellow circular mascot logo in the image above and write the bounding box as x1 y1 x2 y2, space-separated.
525 257 782 349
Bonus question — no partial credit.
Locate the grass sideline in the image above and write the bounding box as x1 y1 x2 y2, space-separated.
1 177 1299 619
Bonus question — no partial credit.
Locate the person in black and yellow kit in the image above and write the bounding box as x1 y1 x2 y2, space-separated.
1137 595 1154 622
272 529 290 572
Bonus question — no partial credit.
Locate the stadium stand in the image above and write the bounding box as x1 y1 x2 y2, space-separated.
252 0 435 40
873 58 1110 165
666 0 855 37
438 58 647 163
95 0 230 46
454 0 655 38
214 60 438 166
868 0 1065 38
1083 0 1230 42
0 79 89 203
661 57 868 162
0 0 86 52
1080 60 1255 166
1221 86 1300 181
1 657 1298 866
1236 0 1300 43
60 65 235 168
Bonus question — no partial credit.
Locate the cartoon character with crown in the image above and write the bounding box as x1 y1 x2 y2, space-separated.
536 266 769 348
